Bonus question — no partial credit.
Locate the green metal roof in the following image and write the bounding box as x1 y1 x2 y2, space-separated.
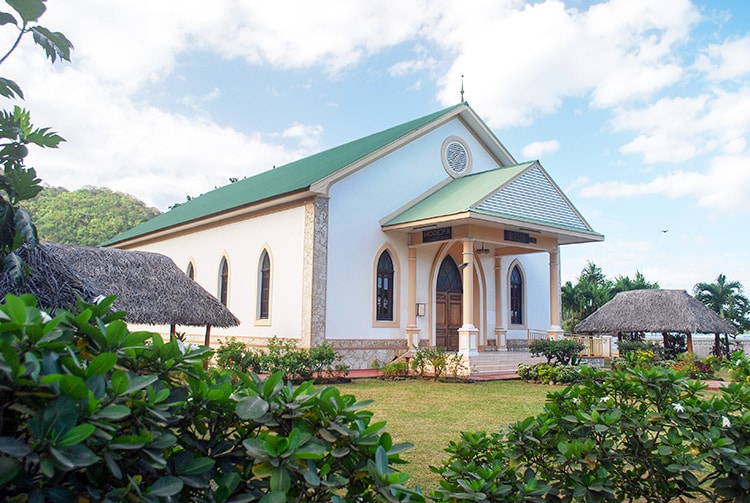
383 163 534 225
383 162 603 238
105 103 465 245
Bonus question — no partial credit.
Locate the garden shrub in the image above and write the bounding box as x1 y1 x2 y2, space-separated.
672 352 715 379
728 350 750 383
431 365 750 502
215 335 349 382
528 338 584 366
517 363 583 384
381 361 410 379
616 339 664 358
409 346 448 381
0 294 420 502
516 362 538 381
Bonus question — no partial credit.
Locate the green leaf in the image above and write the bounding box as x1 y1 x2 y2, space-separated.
0 437 30 457
375 445 389 475
123 374 158 395
6 0 45 23
110 370 128 395
0 456 20 486
60 444 98 467
270 466 291 493
14 209 37 248
0 77 23 99
178 456 215 475
3 252 26 288
30 25 73 62
59 374 88 400
86 352 117 377
91 404 130 421
148 476 183 497
263 372 284 397
57 423 95 447
0 12 18 26
295 442 327 460
259 490 288 503
236 395 269 420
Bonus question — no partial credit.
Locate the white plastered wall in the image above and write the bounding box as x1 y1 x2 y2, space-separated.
324 118 514 340
130 205 307 343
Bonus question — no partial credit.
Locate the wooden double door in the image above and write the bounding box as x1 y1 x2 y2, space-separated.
435 291 462 351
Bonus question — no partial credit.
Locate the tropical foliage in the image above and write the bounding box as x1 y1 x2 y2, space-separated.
0 0 72 285
431 365 750 502
694 274 750 333
215 336 350 382
562 262 659 332
22 186 161 246
0 294 419 502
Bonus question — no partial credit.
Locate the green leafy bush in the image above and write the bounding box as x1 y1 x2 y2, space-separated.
432 365 750 502
381 361 410 379
0 294 419 502
215 336 349 382
528 338 584 366
728 350 750 384
518 363 583 384
616 339 665 358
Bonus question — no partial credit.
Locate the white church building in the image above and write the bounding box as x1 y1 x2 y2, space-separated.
105 102 603 369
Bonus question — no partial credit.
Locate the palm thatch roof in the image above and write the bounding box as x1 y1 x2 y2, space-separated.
0 242 239 328
574 289 737 335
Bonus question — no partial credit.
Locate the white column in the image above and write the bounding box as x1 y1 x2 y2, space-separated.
494 252 507 350
459 238 479 356
406 246 420 349
547 246 564 340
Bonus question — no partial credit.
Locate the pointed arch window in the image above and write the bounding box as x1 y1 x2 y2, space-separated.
437 256 462 293
258 250 271 320
218 257 229 306
186 262 195 281
510 264 523 325
376 250 395 321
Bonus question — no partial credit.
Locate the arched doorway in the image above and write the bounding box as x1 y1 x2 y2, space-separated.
436 255 462 351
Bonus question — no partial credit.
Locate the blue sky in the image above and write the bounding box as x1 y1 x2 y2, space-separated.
8 0 750 292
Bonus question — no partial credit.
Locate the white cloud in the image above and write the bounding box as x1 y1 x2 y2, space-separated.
614 87 750 163
522 140 560 159
431 0 699 127
694 35 750 82
578 153 750 213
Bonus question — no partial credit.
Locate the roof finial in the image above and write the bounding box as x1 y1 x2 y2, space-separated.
460 75 465 103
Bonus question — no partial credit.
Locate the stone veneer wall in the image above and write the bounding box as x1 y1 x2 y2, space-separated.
331 339 410 369
301 196 329 347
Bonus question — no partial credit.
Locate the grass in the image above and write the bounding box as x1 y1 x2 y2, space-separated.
334 378 558 492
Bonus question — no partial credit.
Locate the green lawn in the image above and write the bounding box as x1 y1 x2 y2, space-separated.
334 378 558 493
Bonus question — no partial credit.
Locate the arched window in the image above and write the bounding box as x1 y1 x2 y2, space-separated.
258 250 271 320
376 250 395 321
186 262 195 281
218 257 229 306
437 255 462 293
510 264 523 325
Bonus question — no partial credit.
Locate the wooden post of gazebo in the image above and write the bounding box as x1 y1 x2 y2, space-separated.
203 325 212 369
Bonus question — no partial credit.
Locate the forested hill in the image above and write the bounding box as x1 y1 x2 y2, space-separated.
22 186 161 247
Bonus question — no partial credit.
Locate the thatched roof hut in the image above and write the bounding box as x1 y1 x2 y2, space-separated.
0 242 239 328
574 289 737 353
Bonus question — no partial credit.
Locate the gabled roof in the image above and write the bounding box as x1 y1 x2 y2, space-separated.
382 162 602 239
105 103 475 246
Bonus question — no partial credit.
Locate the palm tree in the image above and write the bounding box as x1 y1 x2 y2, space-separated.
694 274 750 355
611 270 659 296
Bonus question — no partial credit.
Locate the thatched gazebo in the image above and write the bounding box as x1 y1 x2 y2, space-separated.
0 242 239 345
574 289 738 354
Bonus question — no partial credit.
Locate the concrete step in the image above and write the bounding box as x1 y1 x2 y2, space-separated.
468 352 546 375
